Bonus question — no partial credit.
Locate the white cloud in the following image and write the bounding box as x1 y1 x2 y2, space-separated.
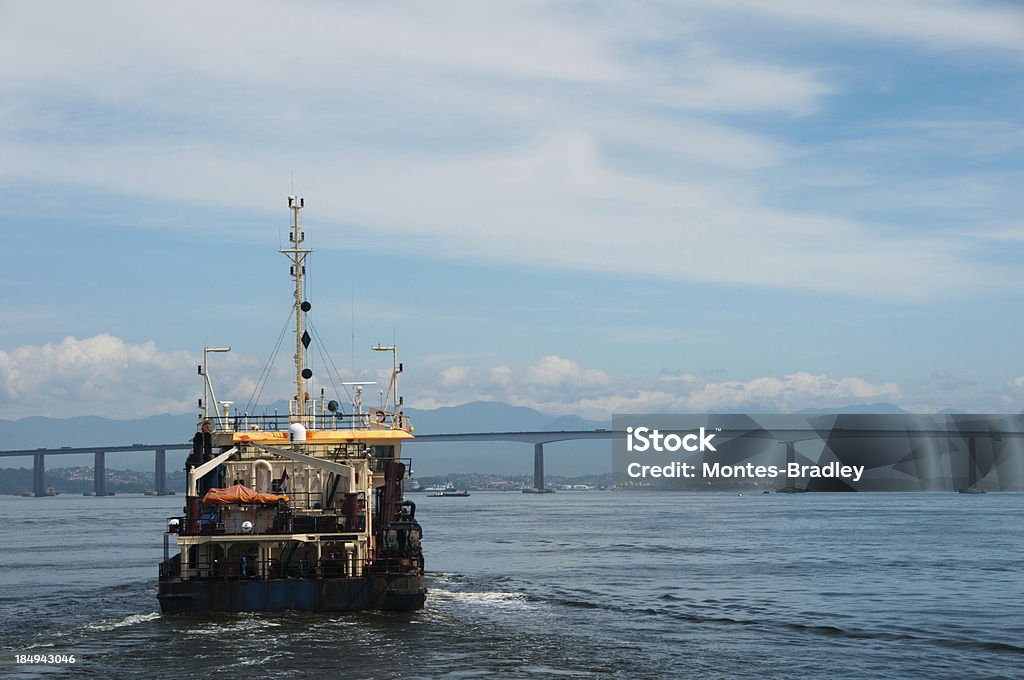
0 0 1019 303
489 366 513 388
2 336 1015 419
654 58 831 116
558 372 904 418
407 355 906 419
682 372 901 411
0 335 194 418
440 366 470 387
524 355 609 390
0 334 273 419
690 0 1024 55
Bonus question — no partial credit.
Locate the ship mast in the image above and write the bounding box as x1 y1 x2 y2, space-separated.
282 195 312 424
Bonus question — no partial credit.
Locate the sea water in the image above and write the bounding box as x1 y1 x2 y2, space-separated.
0 492 1021 678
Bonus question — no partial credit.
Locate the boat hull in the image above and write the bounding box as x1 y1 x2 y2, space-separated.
157 575 425 614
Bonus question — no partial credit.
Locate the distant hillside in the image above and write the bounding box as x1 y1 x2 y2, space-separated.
403 400 608 433
0 401 606 448
1 401 970 478
794 403 909 415
0 401 612 476
0 413 193 450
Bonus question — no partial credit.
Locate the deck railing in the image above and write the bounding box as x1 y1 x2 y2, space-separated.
211 410 412 434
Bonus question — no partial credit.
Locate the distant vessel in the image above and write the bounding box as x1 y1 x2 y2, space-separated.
44 485 59 496
158 196 425 613
428 490 470 497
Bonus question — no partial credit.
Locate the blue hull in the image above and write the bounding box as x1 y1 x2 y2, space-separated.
158 575 425 613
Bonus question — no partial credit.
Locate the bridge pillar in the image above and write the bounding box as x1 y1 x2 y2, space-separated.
94 451 106 496
776 441 801 493
785 441 795 491
966 436 978 489
154 448 166 495
33 453 45 497
533 443 544 491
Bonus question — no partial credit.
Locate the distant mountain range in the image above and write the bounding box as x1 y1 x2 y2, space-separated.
0 401 610 476
0 400 970 477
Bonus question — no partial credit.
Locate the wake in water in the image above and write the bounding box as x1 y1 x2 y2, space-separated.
84 612 161 633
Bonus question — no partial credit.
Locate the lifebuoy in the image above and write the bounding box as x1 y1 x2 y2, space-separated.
375 410 386 424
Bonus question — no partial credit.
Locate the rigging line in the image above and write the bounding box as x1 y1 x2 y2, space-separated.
307 316 347 408
243 307 294 415
253 305 295 411
306 314 345 406
247 308 291 416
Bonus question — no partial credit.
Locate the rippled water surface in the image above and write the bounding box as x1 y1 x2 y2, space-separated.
0 492 1021 678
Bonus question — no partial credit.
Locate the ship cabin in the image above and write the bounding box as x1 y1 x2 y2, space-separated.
161 404 421 585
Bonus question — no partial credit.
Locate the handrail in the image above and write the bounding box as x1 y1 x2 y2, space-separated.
213 410 413 434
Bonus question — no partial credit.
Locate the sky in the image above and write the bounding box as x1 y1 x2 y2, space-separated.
1 0 1023 421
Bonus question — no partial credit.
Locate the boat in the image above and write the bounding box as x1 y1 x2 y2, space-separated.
428 490 470 497
157 196 425 614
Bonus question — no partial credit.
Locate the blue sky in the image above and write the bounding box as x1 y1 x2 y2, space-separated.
1 0 1023 419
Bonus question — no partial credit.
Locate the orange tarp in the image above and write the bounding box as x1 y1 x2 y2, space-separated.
201 483 289 506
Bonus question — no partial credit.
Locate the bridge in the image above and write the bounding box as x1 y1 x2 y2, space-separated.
6 418 1023 495
0 433 604 496
0 443 190 496
414 424 1024 492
